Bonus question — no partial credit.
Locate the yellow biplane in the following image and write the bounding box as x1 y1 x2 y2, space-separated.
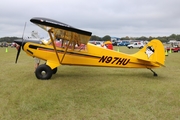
14 17 165 80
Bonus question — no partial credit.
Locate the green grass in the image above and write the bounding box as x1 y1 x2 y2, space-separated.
0 46 180 120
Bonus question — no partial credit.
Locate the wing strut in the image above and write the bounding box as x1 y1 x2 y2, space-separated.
60 34 73 63
48 30 61 64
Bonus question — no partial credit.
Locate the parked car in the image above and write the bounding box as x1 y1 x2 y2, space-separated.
112 41 118 46
166 46 180 52
89 41 102 46
0 42 8 47
127 42 144 49
117 41 130 46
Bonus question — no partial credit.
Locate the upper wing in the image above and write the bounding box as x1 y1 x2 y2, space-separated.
30 17 92 45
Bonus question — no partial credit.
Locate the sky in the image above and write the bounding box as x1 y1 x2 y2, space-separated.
1 0 180 38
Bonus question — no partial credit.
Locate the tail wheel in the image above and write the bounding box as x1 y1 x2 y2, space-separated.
35 64 53 80
52 67 57 74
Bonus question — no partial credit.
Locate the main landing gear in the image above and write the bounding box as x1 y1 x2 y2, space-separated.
147 68 158 76
35 64 57 80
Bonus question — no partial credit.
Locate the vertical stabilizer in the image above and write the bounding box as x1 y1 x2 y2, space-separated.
131 39 165 66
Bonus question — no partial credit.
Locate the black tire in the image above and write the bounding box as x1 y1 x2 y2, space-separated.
44 62 57 74
52 67 57 74
35 64 53 80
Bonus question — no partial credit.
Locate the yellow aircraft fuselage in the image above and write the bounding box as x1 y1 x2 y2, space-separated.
23 39 165 70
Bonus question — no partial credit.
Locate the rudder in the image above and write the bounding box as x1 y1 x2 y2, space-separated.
131 39 165 66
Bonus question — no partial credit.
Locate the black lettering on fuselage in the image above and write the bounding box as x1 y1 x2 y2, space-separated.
122 59 130 65
106 56 112 63
99 56 108 63
116 58 125 65
99 56 130 66
111 57 119 64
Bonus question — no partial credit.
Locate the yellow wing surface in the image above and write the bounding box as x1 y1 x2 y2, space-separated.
30 17 92 45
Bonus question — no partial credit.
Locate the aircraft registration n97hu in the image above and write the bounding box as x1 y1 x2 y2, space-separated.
14 17 165 80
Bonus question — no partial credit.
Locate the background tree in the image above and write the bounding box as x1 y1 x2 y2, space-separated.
90 35 101 41
102 35 111 41
169 34 177 40
1 33 180 43
138 36 148 41
0 37 20 43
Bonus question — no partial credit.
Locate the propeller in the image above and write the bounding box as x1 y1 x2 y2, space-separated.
15 22 26 63
14 39 23 63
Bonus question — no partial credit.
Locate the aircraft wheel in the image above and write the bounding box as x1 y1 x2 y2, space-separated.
35 64 53 80
52 67 57 74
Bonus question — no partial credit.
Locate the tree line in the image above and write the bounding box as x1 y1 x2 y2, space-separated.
90 34 180 43
0 37 20 43
0 33 180 43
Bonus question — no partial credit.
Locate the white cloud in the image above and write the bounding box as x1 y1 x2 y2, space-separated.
1 0 180 38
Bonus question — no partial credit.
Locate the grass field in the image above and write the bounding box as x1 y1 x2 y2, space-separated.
0 46 180 120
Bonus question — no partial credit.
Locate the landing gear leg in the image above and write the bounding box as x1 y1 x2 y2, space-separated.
147 68 158 76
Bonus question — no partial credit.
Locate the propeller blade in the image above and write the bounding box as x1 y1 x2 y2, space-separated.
14 39 23 63
22 22 26 46
15 45 21 63
14 22 26 63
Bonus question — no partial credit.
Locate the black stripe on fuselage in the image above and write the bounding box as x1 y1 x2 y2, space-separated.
27 49 33 55
28 44 101 59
